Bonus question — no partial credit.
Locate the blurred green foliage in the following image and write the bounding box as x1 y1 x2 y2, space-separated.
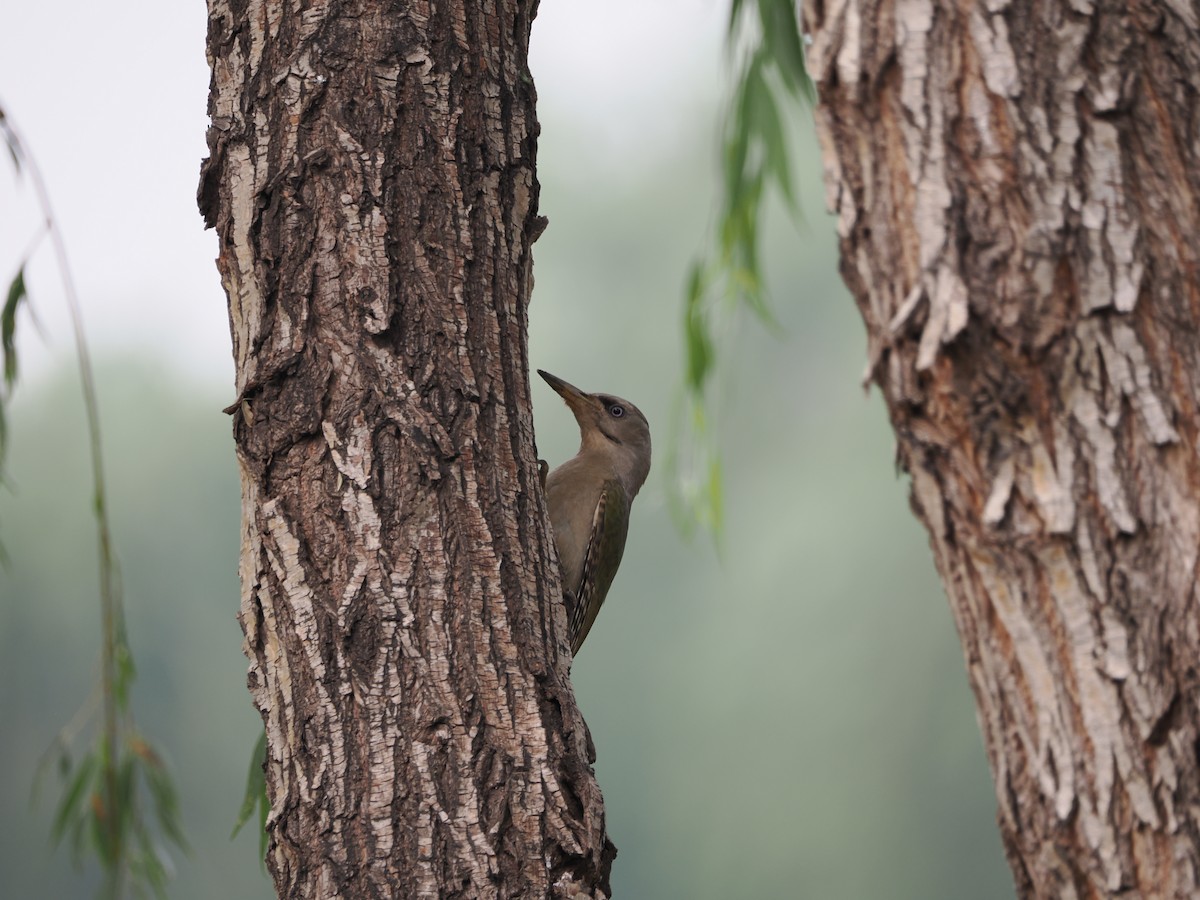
673 0 814 536
3 103 187 898
0 106 1013 900
1 365 264 899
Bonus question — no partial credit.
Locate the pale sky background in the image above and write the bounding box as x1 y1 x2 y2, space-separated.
0 0 726 388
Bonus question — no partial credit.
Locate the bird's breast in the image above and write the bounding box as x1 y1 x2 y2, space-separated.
544 456 616 594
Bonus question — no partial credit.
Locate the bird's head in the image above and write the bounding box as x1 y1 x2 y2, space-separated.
538 369 652 495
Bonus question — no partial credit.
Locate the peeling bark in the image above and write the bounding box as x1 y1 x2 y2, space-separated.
199 1 614 896
807 0 1200 895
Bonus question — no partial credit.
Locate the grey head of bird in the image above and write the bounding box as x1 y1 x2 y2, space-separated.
537 369 651 496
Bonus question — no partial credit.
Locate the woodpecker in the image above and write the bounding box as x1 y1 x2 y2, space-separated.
538 369 651 654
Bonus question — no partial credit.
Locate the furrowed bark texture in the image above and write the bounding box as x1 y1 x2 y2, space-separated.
807 1 1200 895
198 1 615 896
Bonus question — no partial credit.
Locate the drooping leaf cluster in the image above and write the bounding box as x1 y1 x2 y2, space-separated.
39 699 189 899
671 0 812 535
1 101 187 899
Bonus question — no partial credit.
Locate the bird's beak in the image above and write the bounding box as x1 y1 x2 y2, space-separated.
538 369 601 420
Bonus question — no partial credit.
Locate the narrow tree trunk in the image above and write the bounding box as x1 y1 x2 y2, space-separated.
807 1 1200 895
198 1 615 896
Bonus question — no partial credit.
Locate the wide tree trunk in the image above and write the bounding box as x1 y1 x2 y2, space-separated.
198 1 615 896
807 1 1200 895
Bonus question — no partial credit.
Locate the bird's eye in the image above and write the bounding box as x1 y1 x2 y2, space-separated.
609 405 625 418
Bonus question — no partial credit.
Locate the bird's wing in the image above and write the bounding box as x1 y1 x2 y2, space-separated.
568 481 629 654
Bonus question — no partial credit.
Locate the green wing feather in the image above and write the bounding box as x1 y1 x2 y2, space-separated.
569 480 629 654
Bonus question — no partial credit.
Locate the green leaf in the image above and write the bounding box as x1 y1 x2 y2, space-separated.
744 56 795 208
68 803 90 867
685 259 711 318
51 753 97 849
722 101 751 222
114 638 137 709
2 267 27 390
727 0 750 35
115 748 139 841
233 730 268 842
130 816 172 900
684 263 715 392
138 739 189 852
757 0 814 99
98 847 120 900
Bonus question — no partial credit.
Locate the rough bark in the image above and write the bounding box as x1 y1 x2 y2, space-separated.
198 1 615 896
807 0 1200 895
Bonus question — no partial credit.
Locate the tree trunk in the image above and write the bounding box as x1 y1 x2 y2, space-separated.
807 1 1200 895
198 1 615 896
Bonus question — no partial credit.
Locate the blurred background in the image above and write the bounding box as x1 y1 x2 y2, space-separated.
0 1 1014 897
